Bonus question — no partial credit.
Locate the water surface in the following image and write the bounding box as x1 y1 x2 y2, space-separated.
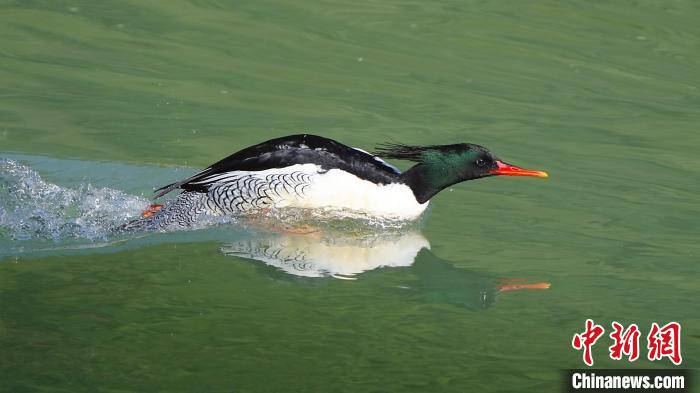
1 1 699 392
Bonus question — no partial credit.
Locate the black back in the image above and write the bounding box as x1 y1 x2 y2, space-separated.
154 134 402 199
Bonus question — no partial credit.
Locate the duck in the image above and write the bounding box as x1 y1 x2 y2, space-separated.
127 134 547 229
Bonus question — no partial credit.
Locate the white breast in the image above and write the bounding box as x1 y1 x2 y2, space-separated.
296 167 428 220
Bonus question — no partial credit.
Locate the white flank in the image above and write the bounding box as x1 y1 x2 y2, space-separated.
213 164 429 220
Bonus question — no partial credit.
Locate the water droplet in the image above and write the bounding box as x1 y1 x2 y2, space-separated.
357 57 363 62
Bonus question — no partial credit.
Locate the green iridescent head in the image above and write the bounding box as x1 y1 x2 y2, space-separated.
375 142 548 203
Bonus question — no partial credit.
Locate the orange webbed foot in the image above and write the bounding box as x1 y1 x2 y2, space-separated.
141 204 164 218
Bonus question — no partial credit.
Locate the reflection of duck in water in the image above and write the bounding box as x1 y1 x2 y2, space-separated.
127 134 547 230
221 229 429 279
408 249 549 309
221 229 549 309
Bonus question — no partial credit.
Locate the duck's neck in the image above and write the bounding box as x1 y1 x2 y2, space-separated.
400 163 462 204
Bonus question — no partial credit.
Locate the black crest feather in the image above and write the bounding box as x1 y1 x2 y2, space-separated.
374 142 479 163
373 143 435 162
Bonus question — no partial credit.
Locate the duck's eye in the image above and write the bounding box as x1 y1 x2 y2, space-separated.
476 159 486 167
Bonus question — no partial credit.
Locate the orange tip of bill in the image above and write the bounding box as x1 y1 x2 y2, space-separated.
497 281 552 292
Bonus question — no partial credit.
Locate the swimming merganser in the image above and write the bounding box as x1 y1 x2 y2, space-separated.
128 134 547 229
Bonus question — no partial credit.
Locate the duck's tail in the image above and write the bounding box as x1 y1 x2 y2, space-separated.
118 192 208 231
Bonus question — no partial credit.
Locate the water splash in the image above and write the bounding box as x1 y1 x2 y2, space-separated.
0 158 150 243
0 154 426 258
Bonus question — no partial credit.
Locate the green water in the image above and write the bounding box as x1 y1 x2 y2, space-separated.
1 0 699 391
